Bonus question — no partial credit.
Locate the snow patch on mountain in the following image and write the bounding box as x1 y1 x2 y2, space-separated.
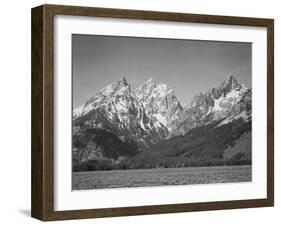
100 84 115 96
154 113 168 128
217 110 250 127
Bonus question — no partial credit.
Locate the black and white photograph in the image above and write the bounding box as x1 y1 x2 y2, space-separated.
72 34 252 190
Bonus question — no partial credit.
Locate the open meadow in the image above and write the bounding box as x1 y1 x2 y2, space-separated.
72 165 251 190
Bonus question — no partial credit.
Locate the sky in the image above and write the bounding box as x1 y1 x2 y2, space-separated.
72 34 251 108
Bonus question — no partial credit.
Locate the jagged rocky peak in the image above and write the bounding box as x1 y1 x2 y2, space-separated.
155 82 173 93
74 77 132 119
135 77 174 101
134 77 183 130
219 74 244 94
135 77 173 96
99 77 131 96
204 74 248 102
135 77 156 99
199 74 249 107
193 92 204 101
146 77 154 84
176 74 251 135
116 77 129 87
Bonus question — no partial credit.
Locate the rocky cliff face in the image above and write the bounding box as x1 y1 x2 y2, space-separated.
135 78 183 131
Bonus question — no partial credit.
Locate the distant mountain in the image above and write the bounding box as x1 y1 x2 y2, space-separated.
73 78 168 147
175 75 251 135
73 74 252 171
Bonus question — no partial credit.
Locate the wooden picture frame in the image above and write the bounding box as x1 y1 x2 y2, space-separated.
31 4 274 221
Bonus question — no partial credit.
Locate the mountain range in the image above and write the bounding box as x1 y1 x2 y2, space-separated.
72 74 252 171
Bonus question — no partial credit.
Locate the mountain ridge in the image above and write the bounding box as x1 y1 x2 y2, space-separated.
72 74 252 170
74 74 251 134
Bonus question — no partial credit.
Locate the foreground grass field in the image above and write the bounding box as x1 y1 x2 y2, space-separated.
72 165 251 190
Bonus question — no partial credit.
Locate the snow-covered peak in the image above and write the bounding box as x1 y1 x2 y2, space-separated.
150 83 173 99
135 78 156 98
88 77 130 99
219 74 243 94
135 79 172 99
73 77 132 119
99 84 115 96
188 74 249 109
145 77 154 84
178 74 251 134
135 78 174 102
155 82 170 90
134 78 183 131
